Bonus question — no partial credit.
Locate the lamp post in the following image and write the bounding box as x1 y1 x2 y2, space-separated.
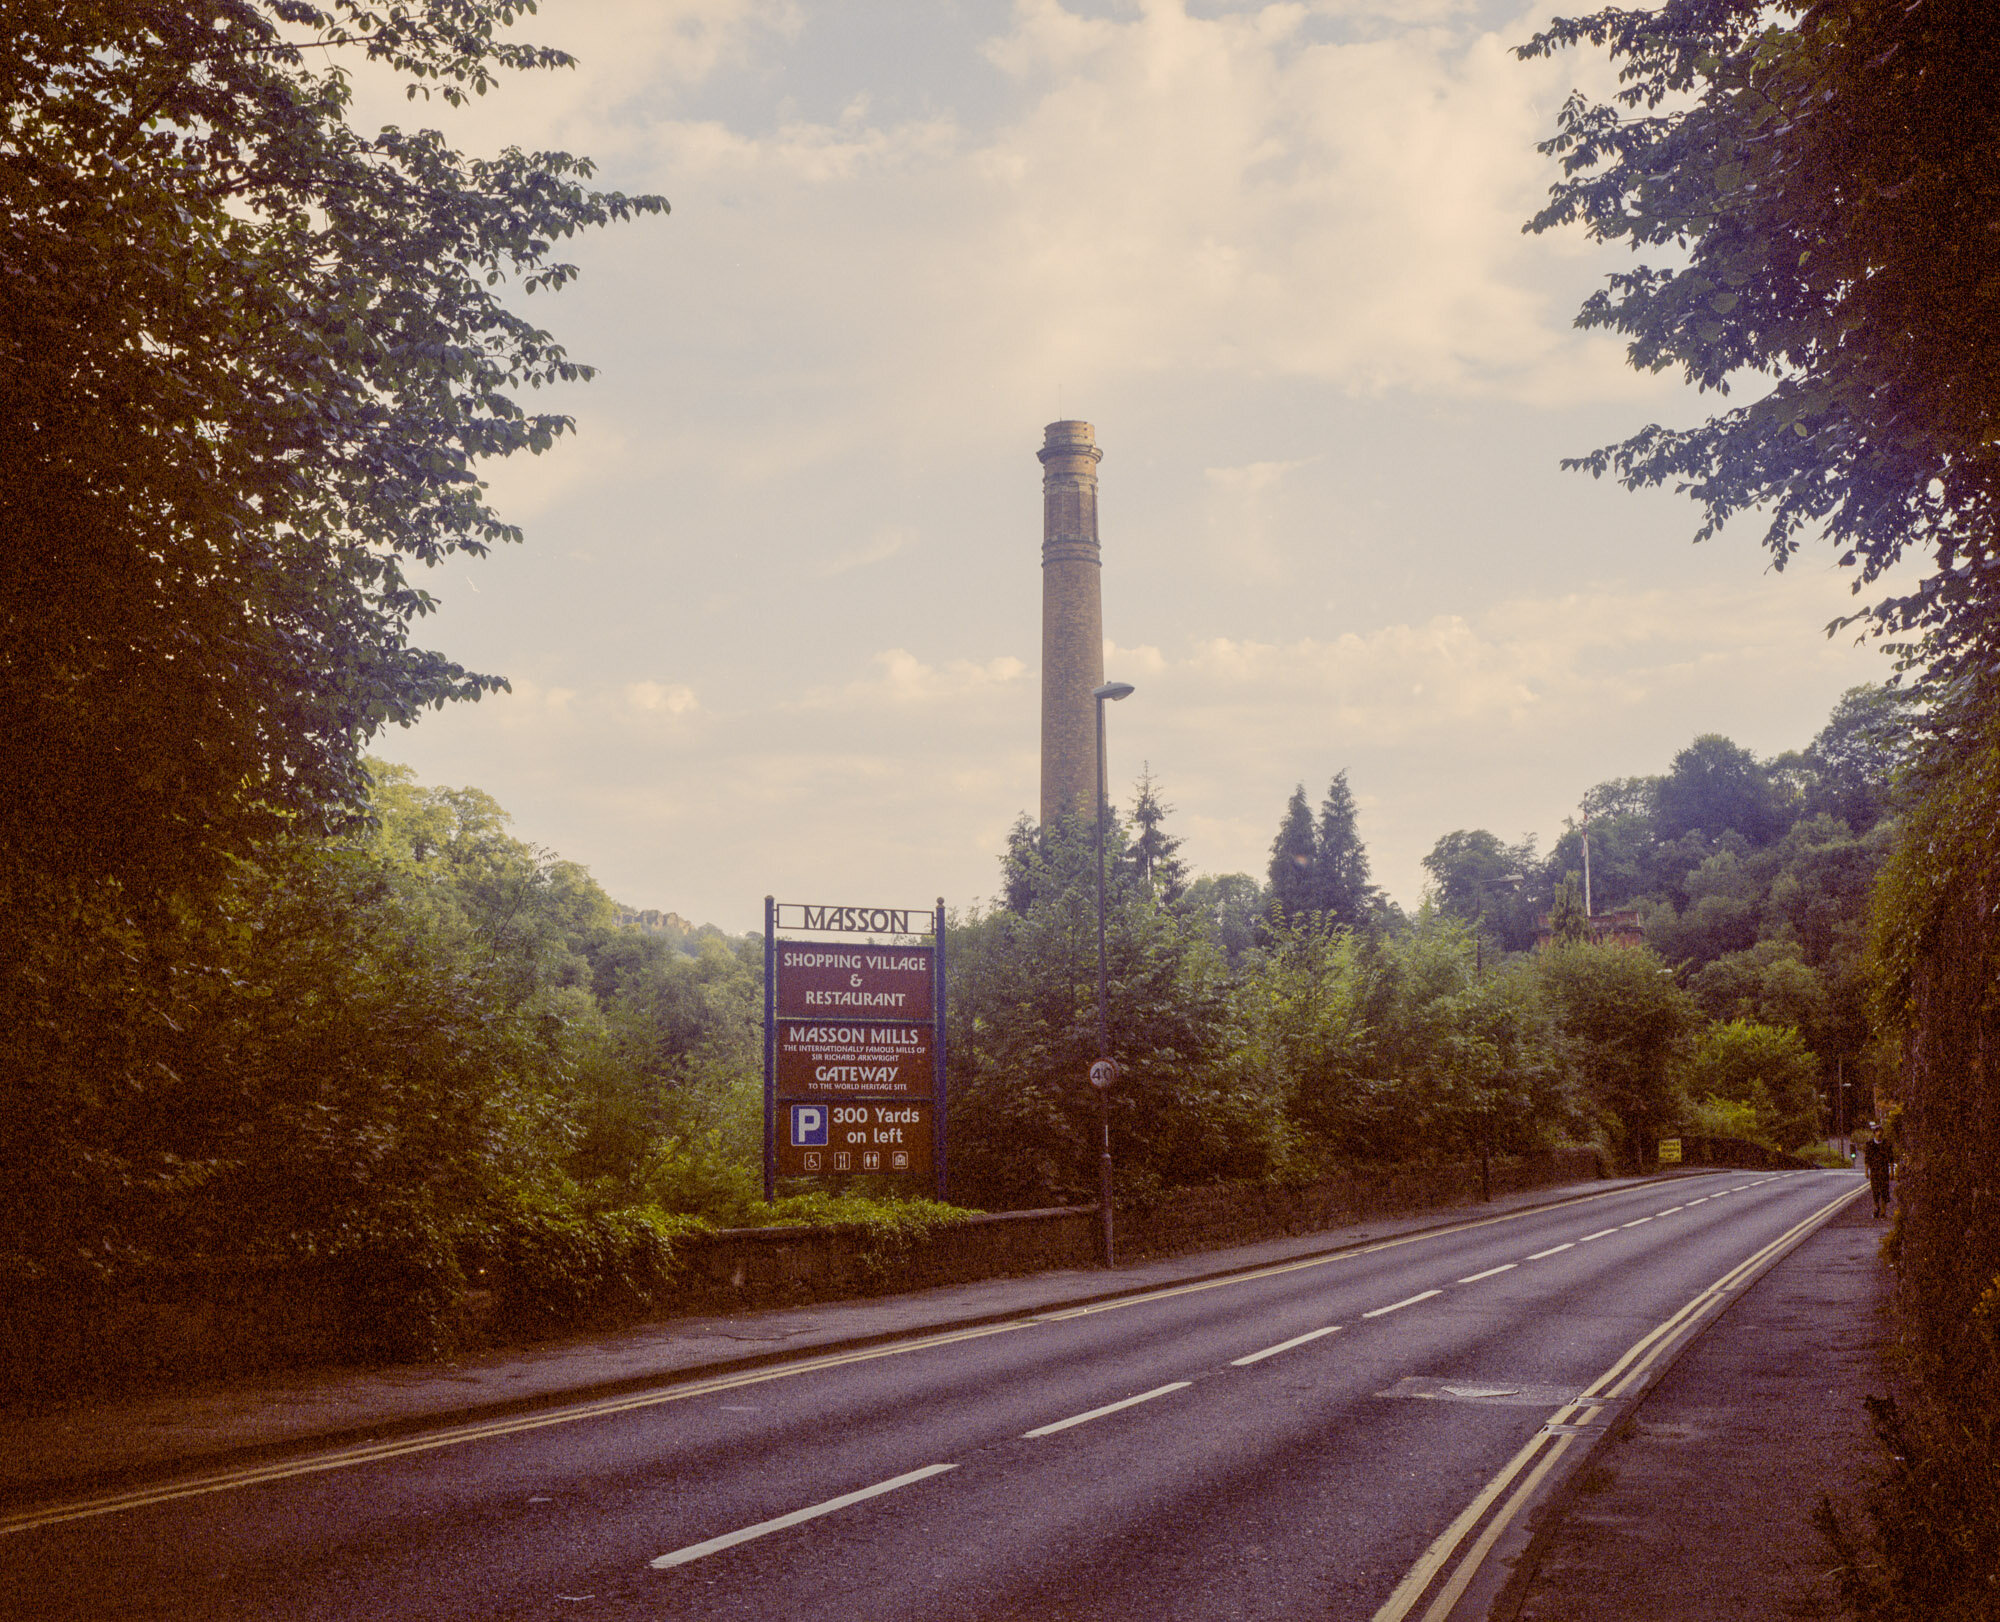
1092 680 1135 1266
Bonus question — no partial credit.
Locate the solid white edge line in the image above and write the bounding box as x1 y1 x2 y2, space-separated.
1231 1326 1342 1367
1363 1289 1442 1319
1577 1229 1619 1243
1457 1264 1517 1283
1526 1243 1574 1260
649 1463 957 1569
1021 1381 1192 1438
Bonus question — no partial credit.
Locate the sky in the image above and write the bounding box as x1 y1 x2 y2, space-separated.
360 0 1905 933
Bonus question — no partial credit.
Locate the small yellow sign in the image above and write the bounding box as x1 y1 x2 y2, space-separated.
1658 1137 1683 1164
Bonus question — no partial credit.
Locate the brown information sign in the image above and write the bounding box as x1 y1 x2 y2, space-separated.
774 944 933 1021
776 1100 934 1178
777 1020 932 1098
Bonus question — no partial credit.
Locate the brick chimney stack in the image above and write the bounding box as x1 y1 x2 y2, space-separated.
1038 420 1106 829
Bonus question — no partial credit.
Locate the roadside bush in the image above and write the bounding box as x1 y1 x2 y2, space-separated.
476 1203 707 1339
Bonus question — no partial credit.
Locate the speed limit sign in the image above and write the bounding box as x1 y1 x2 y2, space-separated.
1088 1059 1118 1090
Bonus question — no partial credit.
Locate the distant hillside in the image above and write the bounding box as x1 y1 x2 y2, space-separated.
613 905 732 951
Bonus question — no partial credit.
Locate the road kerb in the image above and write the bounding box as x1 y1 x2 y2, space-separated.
1370 1177 1869 1622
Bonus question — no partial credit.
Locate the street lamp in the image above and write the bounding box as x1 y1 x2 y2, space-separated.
1092 680 1135 1266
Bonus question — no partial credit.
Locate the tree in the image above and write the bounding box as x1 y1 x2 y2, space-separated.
1539 941 1698 1170
948 821 1265 1208
1653 734 1784 846
1315 771 1376 928
1804 684 1917 832
1546 875 1591 947
1520 3 2000 686
1 0 667 906
1126 765 1189 903
1681 1019 1823 1151
1424 829 1538 952
1183 873 1266 966
1267 786 1319 921
998 814 1040 914
1267 772 1377 930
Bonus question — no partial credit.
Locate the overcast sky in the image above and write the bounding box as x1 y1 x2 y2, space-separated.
362 0 1903 933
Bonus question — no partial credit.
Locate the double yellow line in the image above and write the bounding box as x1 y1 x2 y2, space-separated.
0 1318 1035 1539
1369 1180 1867 1622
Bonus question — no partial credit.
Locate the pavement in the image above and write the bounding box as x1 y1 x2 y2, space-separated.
1503 1192 1894 1620
0 1170 1896 1620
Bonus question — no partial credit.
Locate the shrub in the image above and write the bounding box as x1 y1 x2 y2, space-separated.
476 1203 707 1339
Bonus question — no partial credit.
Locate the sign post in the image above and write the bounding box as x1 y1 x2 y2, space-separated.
1090 1059 1116 1266
763 897 947 1203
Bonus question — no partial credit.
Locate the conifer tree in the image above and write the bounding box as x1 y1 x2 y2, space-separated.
1267 786 1319 921
1127 765 1189 904
1316 771 1376 928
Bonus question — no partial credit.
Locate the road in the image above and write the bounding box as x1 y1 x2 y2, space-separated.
1 1169 1864 1621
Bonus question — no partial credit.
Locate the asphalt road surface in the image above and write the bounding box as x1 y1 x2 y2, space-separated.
1 1170 1864 1622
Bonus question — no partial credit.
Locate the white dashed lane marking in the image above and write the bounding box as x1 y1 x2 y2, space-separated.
1021 1382 1191 1438
649 1465 958 1569
1363 1290 1443 1319
1231 1326 1342 1367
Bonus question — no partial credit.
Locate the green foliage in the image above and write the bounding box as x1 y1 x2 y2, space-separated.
1 0 668 904
1546 875 1590 946
1652 735 1786 846
1686 1093 1765 1144
949 819 1272 1208
1519 3 2000 686
477 1202 704 1339
1265 772 1379 931
0 0 669 1370
1267 786 1321 922
1680 1020 1823 1151
1842 686 2000 1613
1538 942 1698 1170
1805 685 1918 832
1182 872 1266 966
1236 908 1589 1168
1126 766 1189 904
1423 830 1538 953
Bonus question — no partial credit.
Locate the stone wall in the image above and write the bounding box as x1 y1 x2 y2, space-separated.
1 1149 1606 1394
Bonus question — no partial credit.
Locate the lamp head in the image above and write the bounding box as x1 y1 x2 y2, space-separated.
1094 682 1135 703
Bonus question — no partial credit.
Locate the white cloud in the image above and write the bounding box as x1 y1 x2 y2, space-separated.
625 681 700 714
815 526 917 577
799 649 1030 710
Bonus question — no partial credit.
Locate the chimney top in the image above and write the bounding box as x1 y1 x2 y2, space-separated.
1039 419 1102 464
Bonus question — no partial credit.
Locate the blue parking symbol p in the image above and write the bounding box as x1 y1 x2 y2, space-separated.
791 1105 828 1147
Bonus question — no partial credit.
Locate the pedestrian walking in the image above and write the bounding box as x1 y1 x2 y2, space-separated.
1862 1130 1895 1219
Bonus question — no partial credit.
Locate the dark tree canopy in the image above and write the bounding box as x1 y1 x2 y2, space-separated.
1803 683 1917 830
1423 829 1537 951
1267 785 1319 920
1266 773 1378 930
1652 734 1785 845
1 0 666 903
1315 771 1375 928
1520 1 2000 684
